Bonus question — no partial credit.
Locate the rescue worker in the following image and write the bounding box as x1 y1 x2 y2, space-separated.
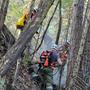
28 42 70 90
16 9 37 31
37 44 60 90
53 42 70 90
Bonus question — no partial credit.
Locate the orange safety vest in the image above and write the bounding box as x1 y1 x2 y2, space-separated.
44 56 49 67
38 51 51 67
38 51 58 68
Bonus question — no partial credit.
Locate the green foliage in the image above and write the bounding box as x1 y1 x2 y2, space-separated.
62 0 73 8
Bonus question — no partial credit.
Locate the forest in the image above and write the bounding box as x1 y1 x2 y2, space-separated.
0 0 90 90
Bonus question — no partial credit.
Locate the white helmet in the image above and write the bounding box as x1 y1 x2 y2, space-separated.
51 44 58 49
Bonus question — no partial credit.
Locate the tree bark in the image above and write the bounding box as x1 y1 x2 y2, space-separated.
0 24 15 59
55 0 62 45
81 26 90 90
12 58 22 87
0 0 55 77
70 0 84 59
65 8 71 42
29 0 35 14
0 0 9 30
67 0 84 87
0 0 15 59
67 0 90 89
78 1 90 89
0 0 15 58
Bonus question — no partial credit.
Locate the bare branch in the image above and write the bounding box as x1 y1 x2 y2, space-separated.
31 0 59 55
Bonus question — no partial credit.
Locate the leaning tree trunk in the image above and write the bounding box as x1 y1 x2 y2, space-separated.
0 0 55 77
67 0 84 87
11 0 36 86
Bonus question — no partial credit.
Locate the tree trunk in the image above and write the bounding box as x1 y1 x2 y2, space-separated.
0 0 55 77
79 1 90 89
0 0 15 58
67 0 90 89
70 0 84 60
67 0 84 87
0 24 15 60
12 58 22 86
55 0 62 45
0 0 15 59
82 26 90 90
29 0 35 14
0 0 9 30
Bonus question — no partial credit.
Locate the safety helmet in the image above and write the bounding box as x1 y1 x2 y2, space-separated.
51 44 58 49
